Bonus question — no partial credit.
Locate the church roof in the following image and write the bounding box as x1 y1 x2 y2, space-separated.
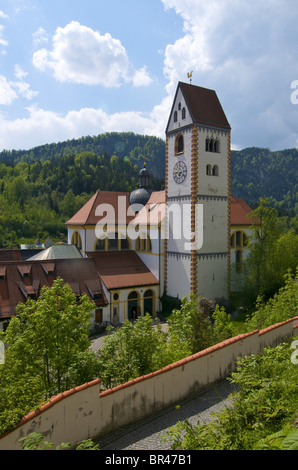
230 196 255 226
0 258 108 320
87 251 159 290
65 191 135 226
167 81 231 132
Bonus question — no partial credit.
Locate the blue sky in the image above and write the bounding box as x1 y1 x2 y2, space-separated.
1 0 298 151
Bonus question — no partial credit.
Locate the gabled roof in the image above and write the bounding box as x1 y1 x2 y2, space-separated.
0 258 108 320
66 191 135 226
166 81 231 132
87 251 159 290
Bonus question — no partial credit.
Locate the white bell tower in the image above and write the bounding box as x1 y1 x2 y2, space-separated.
164 81 231 301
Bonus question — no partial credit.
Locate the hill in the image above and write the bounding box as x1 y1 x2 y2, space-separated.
0 133 296 248
230 147 298 215
0 132 165 179
1 135 297 214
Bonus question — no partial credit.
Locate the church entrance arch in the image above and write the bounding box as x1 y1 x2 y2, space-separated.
128 291 139 320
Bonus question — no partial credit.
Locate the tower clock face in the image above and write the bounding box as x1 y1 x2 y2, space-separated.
173 161 187 184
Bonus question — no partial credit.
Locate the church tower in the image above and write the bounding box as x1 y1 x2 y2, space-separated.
164 82 231 301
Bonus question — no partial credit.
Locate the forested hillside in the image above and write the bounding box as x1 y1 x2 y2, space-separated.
0 132 296 248
0 132 165 178
0 133 165 247
230 147 298 215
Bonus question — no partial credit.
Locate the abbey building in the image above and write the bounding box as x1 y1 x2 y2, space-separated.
0 82 254 328
66 82 254 324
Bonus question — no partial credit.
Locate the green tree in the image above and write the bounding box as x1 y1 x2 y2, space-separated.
235 198 298 305
167 294 214 354
211 305 236 344
1 278 94 397
245 198 280 296
245 269 298 331
97 314 168 389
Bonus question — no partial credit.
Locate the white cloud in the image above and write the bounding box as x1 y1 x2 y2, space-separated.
2 2 298 152
0 13 8 53
0 76 18 105
0 105 164 151
32 26 49 45
33 21 152 88
0 66 38 105
132 66 153 87
161 0 298 150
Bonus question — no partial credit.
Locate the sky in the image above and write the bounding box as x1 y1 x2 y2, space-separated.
0 0 298 152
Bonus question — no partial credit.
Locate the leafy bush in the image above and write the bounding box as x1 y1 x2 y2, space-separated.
164 342 298 450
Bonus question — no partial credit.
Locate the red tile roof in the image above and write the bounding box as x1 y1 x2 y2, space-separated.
0 258 108 320
66 191 135 226
230 196 255 226
87 251 159 290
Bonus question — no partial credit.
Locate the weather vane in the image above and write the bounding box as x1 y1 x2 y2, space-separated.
187 71 193 83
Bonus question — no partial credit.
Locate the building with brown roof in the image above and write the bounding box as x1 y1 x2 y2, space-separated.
63 81 256 321
0 81 256 329
87 251 159 322
0 258 108 329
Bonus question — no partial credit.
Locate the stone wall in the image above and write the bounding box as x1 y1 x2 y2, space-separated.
0 316 297 450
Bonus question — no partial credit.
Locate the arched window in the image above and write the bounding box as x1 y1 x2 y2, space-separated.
95 236 106 251
71 231 82 250
206 137 220 153
175 134 184 155
182 107 186 119
144 289 154 316
108 232 118 251
174 111 178 123
95 232 131 251
231 231 249 249
206 164 212 176
212 165 219 176
128 291 139 320
214 139 220 153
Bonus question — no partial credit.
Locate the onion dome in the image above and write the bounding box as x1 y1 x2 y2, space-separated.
129 162 153 209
